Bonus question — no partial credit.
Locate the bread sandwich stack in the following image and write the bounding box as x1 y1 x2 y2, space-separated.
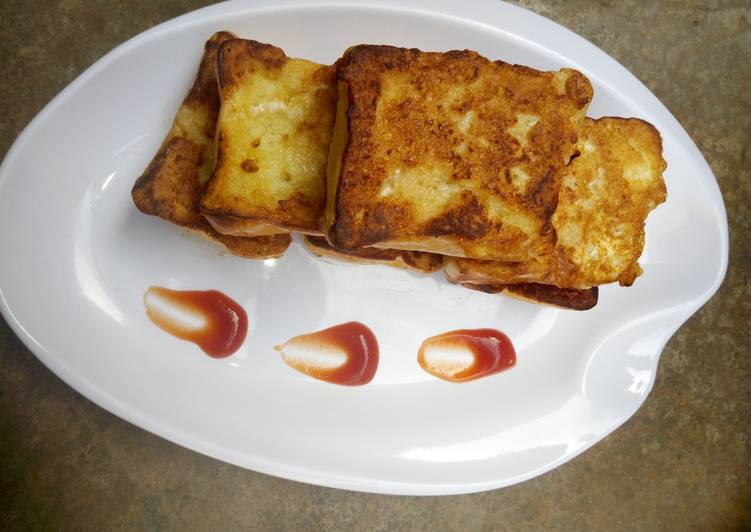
132 32 667 310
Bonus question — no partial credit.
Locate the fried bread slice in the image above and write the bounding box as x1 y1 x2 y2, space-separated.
460 282 598 311
324 45 593 260
131 31 291 259
445 117 667 288
303 235 443 273
200 39 337 236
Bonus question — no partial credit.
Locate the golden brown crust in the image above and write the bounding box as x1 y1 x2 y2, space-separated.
131 32 291 259
460 282 598 311
132 136 208 227
215 39 287 95
184 31 236 109
443 117 667 289
200 39 336 234
303 236 443 273
205 231 290 259
554 117 667 287
326 45 593 261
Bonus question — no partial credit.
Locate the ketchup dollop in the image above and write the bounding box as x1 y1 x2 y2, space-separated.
275 322 379 385
418 328 516 382
143 286 247 358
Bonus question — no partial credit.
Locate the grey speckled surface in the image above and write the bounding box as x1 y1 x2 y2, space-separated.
1 1 749 530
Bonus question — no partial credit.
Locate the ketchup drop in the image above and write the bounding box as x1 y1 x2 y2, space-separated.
274 322 379 386
143 286 248 358
418 328 516 382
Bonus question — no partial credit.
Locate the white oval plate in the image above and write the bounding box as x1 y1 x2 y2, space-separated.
0 0 727 495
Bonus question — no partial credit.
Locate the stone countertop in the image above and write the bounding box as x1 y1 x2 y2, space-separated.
1 1 748 530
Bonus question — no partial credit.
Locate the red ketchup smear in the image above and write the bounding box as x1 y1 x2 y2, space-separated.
143 286 247 358
274 322 379 386
418 329 516 382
